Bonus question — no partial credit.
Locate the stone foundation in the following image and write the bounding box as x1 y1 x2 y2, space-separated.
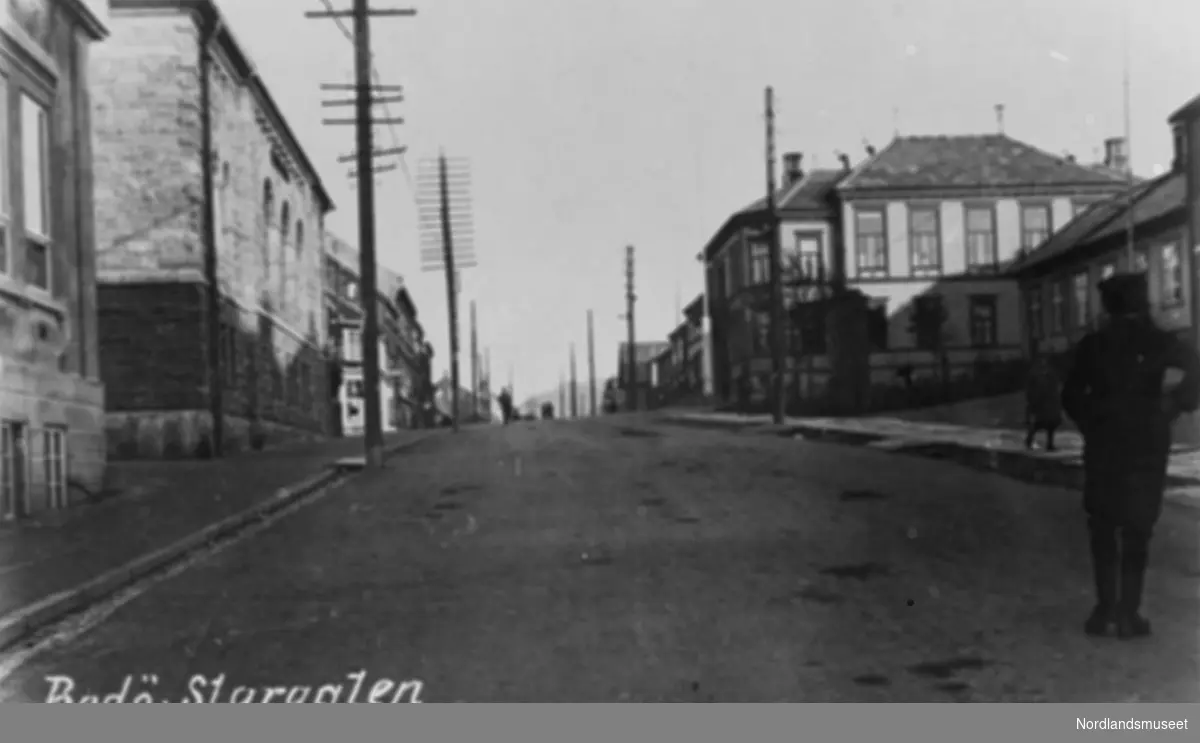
0 358 107 509
105 409 326 461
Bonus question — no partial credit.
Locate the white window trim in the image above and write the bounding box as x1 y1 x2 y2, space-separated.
20 93 50 295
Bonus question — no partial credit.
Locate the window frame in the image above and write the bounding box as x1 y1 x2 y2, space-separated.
964 203 999 274
907 205 942 277
1072 270 1090 328
854 207 888 278
42 425 66 511
1026 286 1044 340
792 230 824 282
748 241 770 285
1019 201 1053 253
1160 241 1185 308
1050 281 1067 334
968 294 998 348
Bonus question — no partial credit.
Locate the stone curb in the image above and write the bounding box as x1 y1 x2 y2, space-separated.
0 434 434 653
659 416 1200 501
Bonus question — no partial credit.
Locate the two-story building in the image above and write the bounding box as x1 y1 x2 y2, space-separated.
1176 92 1200 347
323 232 424 435
835 133 1131 387
0 0 108 519
663 294 705 398
93 0 334 459
701 136 1133 408
700 154 845 404
1011 102 1196 358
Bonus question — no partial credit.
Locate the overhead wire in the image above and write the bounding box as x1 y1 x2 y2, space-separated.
315 0 416 194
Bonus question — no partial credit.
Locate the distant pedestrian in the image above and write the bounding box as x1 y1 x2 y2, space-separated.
497 388 514 424
1061 271 1200 639
1024 354 1063 451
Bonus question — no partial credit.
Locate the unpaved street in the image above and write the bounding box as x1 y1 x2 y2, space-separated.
1 417 1196 702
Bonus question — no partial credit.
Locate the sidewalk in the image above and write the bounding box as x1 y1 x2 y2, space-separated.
659 410 1200 503
0 429 436 647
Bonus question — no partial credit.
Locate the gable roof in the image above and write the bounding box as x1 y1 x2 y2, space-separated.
699 169 846 263
838 134 1130 191
1009 171 1184 277
1169 92 1200 124
110 0 335 213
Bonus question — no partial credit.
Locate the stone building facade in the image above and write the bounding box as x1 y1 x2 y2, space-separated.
93 0 334 459
0 0 109 519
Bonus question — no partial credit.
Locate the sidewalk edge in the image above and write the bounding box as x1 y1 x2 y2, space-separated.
0 434 431 653
659 415 1200 496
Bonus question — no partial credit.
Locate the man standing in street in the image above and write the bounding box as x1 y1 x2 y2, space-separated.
1061 272 1200 639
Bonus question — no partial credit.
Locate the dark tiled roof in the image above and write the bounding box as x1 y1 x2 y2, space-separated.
838 134 1130 191
1009 172 1182 276
1169 93 1200 124
1085 171 1185 242
740 169 845 214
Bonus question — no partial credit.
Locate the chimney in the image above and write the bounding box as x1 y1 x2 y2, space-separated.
865 143 876 157
836 151 851 172
995 104 1005 134
782 152 804 186
1104 136 1129 172
1064 152 1077 164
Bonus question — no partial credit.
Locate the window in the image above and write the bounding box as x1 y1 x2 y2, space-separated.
1 420 26 519
749 242 770 285
912 295 945 350
1072 272 1090 328
752 311 770 355
1161 242 1184 306
21 95 49 291
261 180 274 280
1133 250 1148 272
867 298 888 350
343 329 362 362
968 295 998 348
1026 287 1044 340
1072 201 1093 219
215 162 228 252
855 209 888 277
346 379 364 398
722 252 733 297
1050 281 1066 334
788 232 823 282
1099 261 1117 281
345 279 359 301
0 74 8 276
965 205 997 273
42 427 66 510
295 220 304 256
908 206 940 276
1020 204 1052 252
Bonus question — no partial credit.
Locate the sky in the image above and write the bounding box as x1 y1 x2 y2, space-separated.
191 0 1199 405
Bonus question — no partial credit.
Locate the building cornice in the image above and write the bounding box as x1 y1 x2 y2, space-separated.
841 182 1129 203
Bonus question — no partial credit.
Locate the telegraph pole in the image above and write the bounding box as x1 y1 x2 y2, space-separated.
624 245 637 411
587 309 597 417
558 373 566 417
416 154 477 433
470 300 479 422
569 344 578 419
1121 1 1136 267
308 0 414 466
764 86 785 425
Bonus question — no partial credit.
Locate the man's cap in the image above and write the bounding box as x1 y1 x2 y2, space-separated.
1098 270 1149 314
